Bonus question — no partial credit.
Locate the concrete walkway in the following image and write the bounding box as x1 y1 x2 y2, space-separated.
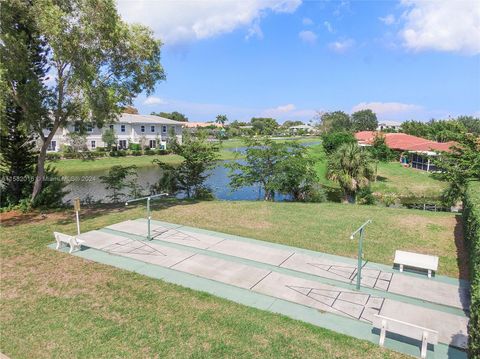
68 219 469 357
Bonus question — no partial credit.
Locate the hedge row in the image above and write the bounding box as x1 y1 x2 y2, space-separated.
46 149 171 161
464 181 480 358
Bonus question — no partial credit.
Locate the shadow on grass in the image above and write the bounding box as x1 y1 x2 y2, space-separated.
0 199 199 228
454 214 469 280
53 198 199 226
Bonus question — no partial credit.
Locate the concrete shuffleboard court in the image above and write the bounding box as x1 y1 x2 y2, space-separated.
57 219 469 358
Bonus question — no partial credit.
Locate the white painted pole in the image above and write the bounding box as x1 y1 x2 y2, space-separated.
76 210 80 235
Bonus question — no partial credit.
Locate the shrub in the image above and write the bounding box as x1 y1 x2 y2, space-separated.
464 181 480 357
357 186 376 205
129 143 141 151
31 165 68 209
131 150 142 156
46 152 61 161
321 131 356 154
156 149 169 155
144 149 155 155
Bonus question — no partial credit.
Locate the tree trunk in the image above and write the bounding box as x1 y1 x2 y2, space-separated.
31 140 48 200
31 122 60 201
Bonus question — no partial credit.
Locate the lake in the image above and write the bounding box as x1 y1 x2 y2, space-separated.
63 161 290 204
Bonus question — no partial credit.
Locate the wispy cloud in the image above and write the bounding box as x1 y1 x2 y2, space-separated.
299 30 318 44
379 14 395 25
351 101 422 118
302 17 314 26
323 21 334 33
143 96 167 106
328 38 354 53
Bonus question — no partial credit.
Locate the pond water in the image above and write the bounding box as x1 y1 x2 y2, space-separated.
63 162 290 204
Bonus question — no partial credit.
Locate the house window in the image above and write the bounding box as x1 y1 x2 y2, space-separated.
87 124 93 132
74 124 80 132
162 125 167 133
118 140 127 149
109 124 114 130
91 140 96 149
121 125 126 133
48 140 57 151
149 140 156 149
150 125 155 133
141 125 145 133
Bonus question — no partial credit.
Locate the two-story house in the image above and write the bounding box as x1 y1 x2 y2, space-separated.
47 113 183 152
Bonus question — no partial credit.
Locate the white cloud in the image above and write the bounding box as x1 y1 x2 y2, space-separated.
351 102 422 116
328 38 354 53
302 17 314 25
262 104 315 120
117 0 302 45
143 96 167 106
399 0 480 54
299 30 318 44
379 14 395 25
324 21 334 33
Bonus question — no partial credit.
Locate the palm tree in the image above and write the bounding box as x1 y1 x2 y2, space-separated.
327 142 375 203
215 114 228 126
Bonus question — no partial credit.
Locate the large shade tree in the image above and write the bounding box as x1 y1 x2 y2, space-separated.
351 109 378 131
316 111 352 133
327 142 375 203
1 0 165 200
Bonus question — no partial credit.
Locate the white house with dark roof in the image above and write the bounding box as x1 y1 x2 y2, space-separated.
46 113 183 151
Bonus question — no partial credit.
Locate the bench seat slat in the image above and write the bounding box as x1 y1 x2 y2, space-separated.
394 250 438 271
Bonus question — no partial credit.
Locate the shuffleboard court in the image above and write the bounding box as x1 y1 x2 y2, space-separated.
66 219 470 355
129 218 470 311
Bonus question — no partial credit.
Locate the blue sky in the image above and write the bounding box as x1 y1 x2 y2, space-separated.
118 0 480 123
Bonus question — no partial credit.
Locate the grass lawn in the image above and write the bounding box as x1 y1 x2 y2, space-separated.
220 136 322 149
0 200 465 358
309 145 447 198
50 150 238 176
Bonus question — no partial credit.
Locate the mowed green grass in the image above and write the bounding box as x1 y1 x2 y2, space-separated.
1 200 464 358
220 136 322 149
50 150 238 176
309 145 447 198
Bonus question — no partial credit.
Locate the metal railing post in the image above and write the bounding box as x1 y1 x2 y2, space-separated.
125 193 168 241
350 219 372 291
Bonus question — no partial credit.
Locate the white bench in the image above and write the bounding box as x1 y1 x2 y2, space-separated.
54 232 85 253
394 250 438 278
373 314 438 359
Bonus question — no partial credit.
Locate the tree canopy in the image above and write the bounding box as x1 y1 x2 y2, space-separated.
351 109 378 131
152 111 188 122
1 0 165 200
317 111 352 133
250 117 279 135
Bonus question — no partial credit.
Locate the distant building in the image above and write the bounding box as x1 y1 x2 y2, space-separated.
46 113 183 152
288 124 316 134
355 131 455 172
376 121 402 132
183 122 223 128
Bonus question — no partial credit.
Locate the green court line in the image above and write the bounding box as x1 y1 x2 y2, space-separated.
142 218 469 288
47 243 466 359
101 226 468 318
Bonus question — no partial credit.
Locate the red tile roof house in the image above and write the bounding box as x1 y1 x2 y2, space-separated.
355 131 456 172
